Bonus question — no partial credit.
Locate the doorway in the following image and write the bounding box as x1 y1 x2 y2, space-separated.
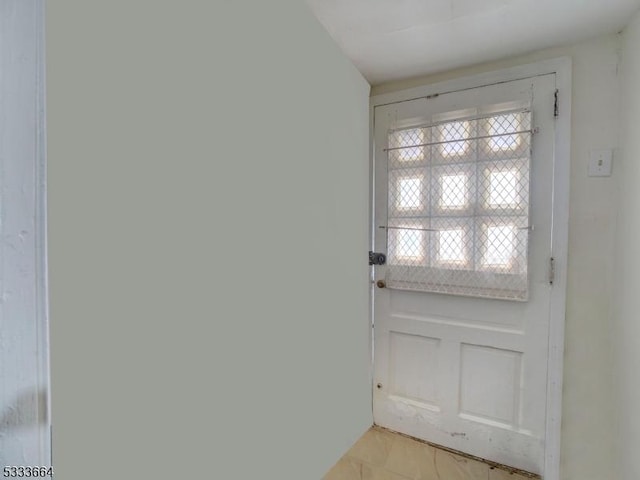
370 61 571 478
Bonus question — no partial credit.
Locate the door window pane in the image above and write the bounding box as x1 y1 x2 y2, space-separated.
440 174 468 210
439 121 470 157
488 170 519 208
398 177 423 210
386 107 532 300
484 225 516 267
438 229 466 265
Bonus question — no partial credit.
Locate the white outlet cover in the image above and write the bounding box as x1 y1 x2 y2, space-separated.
588 149 613 177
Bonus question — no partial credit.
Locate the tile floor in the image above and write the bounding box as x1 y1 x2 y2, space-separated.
323 426 536 480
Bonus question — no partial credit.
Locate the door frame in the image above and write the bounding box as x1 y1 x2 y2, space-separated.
369 57 571 480
0 0 50 464
36 0 50 462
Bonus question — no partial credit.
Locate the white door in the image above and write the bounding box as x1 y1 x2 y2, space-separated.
373 74 557 474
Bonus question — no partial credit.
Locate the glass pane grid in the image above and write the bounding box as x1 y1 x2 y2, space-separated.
438 121 473 159
386 109 531 301
480 160 529 214
432 163 475 216
480 111 531 161
387 219 429 267
388 128 427 165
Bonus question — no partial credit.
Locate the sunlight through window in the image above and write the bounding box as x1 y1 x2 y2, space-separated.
398 177 422 210
398 128 424 161
397 229 424 260
484 225 516 267
438 229 466 264
440 174 468 210
489 114 520 151
488 170 519 207
440 121 469 157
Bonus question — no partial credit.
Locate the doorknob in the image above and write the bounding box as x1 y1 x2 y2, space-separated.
376 280 386 289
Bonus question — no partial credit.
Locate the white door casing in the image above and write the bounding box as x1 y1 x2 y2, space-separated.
0 0 50 467
371 61 571 478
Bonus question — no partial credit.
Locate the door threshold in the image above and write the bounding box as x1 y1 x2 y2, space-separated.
373 424 541 479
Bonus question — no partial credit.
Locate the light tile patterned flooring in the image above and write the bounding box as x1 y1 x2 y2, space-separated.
323 426 535 480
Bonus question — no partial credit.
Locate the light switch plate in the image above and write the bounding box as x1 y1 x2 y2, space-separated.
588 149 613 177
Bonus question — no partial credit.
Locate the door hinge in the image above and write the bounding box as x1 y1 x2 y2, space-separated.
549 257 555 285
369 251 386 266
554 89 559 118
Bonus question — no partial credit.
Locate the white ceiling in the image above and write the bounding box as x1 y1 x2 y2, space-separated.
306 0 640 85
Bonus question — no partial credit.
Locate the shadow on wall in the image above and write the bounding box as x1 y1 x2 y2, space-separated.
0 388 47 430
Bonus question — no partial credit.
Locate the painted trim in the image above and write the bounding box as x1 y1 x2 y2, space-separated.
368 86 376 416
543 58 571 480
369 57 572 480
34 0 51 464
0 0 49 464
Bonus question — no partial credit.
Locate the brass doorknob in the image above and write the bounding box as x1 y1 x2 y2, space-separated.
376 280 386 289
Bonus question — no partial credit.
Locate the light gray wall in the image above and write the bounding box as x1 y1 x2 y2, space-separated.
47 1 372 479
372 35 622 480
614 11 640 480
